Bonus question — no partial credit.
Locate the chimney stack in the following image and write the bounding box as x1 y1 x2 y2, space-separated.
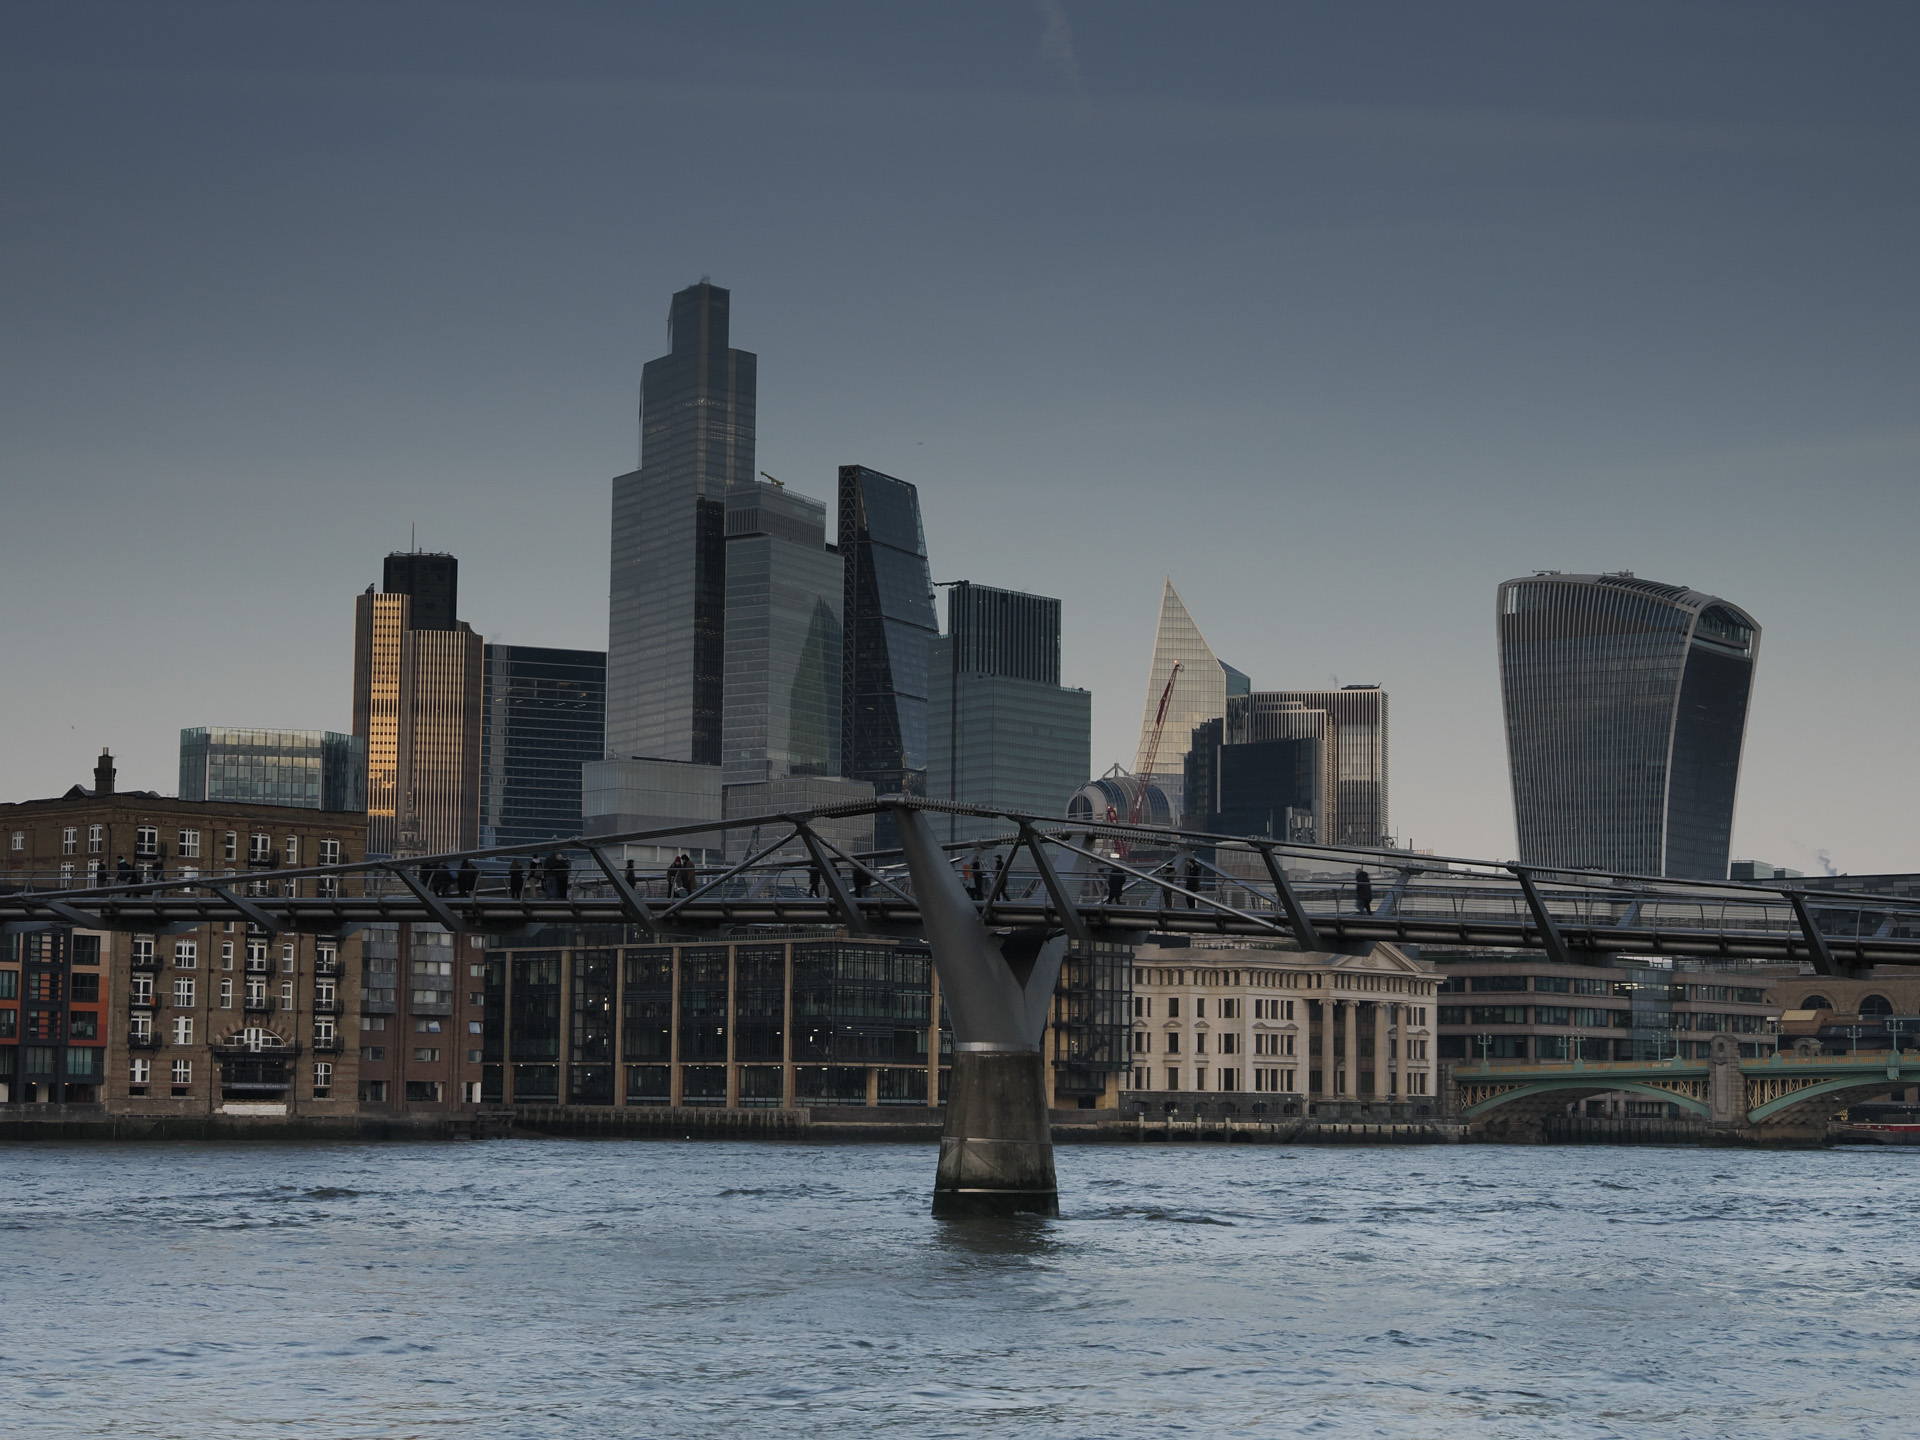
94 748 115 797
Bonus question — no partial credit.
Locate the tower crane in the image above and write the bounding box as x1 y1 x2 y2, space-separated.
1129 660 1182 828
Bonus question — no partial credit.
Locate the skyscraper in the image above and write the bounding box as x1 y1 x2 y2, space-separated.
721 477 842 787
1497 572 1760 879
607 282 757 764
352 554 483 855
1232 688 1389 849
179 728 366 812
1133 580 1248 820
839 465 938 811
928 582 1091 844
480 645 606 848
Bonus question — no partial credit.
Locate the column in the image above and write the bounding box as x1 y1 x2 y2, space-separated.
668 945 683 1107
781 943 795 1108
1343 996 1358 1098
725 944 739 1109
927 965 942 1110
1373 1000 1390 1101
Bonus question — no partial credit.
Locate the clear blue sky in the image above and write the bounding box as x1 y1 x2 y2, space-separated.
3 2 1915 872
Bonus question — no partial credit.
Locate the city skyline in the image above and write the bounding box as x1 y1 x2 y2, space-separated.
2 5 1915 876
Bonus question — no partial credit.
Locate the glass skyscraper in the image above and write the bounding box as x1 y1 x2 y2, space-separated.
1497 572 1760 880
1133 579 1248 822
481 645 607 848
608 282 757 764
839 465 938 811
721 478 842 787
928 582 1091 845
1233 688 1389 849
352 553 484 856
179 728 366 812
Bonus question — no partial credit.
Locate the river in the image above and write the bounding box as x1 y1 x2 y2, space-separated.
2 1139 1914 1437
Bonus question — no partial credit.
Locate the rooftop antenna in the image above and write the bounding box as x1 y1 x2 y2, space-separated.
410 522 416 553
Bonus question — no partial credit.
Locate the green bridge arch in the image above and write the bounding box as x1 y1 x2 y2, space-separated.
1462 1077 1711 1120
1746 1069 1918 1125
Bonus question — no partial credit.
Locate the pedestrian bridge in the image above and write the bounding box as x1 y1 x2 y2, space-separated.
1455 1045 1920 1136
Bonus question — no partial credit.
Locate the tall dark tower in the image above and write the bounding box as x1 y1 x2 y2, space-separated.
839 465 938 824
1497 572 1760 879
381 552 459 631
607 282 757 764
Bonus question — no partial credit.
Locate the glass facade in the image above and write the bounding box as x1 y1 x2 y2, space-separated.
838 465 938 822
179 728 366 813
1183 719 1319 841
721 479 842 786
1133 580 1246 819
1497 573 1759 879
480 644 607 848
1232 688 1389 849
608 282 756 765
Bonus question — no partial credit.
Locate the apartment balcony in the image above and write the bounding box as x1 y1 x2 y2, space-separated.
130 955 161 972
127 1032 162 1051
129 995 157 1010
311 998 343 1016
313 1037 345 1055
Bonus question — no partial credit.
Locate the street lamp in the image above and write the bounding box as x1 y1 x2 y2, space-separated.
1476 1033 1495 1068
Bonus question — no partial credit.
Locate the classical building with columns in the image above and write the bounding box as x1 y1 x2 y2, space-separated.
1121 939 1440 1120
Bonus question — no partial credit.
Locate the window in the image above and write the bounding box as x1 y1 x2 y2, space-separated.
469 992 485 1006
69 1012 97 1039
1536 1007 1570 1026
174 978 195 1008
71 972 99 1002
171 1016 193 1045
60 862 74 886
1535 976 1571 994
1471 975 1527 992
316 981 337 1007
1132 1031 1150 1053
285 836 300 865
319 839 341 866
178 829 200 858
314 1061 333 1094
246 942 268 971
468 1020 483 1035
315 1019 336 1045
361 1015 387 1032
1218 1068 1239 1091
0 971 15 999
281 943 296 973
8 831 21 852
171 1059 192 1085
1468 1006 1528 1025
87 824 103 853
1133 996 1148 1017
414 1019 442 1033
414 1048 441 1063
130 1058 152 1085
467 1049 483 1064
1195 998 1206 1019
224 832 238 861
62 828 77 855
174 940 197 969
1166 1033 1180 1054
1218 998 1240 1019
360 1080 389 1103
1218 1033 1240 1054
135 827 158 859
249 833 271 863
221 942 234 969
1165 1068 1180 1090
281 981 294 1009
1168 998 1180 1019
316 944 338 971
362 1046 386 1061
1573 977 1611 996
219 979 233 1009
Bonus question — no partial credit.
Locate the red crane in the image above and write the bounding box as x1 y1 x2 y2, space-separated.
1130 660 1182 826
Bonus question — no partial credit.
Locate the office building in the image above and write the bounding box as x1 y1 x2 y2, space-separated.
1120 939 1439 1120
352 554 484 856
179 728 366 813
719 776 875 864
839 465 938 829
1497 572 1760 879
928 582 1091 845
1183 717 1322 843
1133 580 1248 821
607 282 756 765
353 921 486 1112
581 757 725 864
0 751 366 1113
480 645 606 849
1230 688 1389 849
721 477 843 788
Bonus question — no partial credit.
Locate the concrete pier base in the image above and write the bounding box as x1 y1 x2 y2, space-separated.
933 1049 1058 1217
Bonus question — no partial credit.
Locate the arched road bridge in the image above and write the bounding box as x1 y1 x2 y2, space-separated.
7 799 1918 1209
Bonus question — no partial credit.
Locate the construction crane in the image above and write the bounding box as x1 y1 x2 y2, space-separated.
1129 660 1182 828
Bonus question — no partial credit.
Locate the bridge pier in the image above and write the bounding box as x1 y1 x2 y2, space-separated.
893 806 1068 1218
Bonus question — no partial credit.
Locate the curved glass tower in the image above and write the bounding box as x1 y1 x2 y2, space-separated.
1496 573 1760 880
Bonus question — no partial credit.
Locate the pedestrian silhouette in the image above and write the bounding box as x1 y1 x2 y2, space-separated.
456 857 478 897
508 859 525 900
1355 867 1373 915
1184 856 1201 910
1106 865 1125 905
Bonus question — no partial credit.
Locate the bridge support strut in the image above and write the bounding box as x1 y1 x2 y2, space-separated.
893 806 1066 1218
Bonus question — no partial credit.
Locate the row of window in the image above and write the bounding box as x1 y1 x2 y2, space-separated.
1122 1066 1435 1096
133 938 334 971
1439 973 1771 1005
125 1059 336 1092
23 827 346 864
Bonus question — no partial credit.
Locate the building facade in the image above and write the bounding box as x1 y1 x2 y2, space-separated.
1120 940 1439 1118
480 644 606 849
608 282 756 765
179 727 366 813
0 768 366 1115
838 465 938 826
1231 688 1388 849
1497 571 1760 879
721 477 843 788
1133 579 1249 819
352 556 485 856
354 922 487 1111
928 582 1091 846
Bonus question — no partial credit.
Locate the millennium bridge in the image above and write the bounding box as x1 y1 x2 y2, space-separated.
7 799 1918 1205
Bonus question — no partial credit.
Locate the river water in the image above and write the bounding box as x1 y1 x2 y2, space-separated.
2 1139 1916 1437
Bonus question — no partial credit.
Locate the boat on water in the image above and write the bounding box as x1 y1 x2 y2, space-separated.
1836 1100 1920 1146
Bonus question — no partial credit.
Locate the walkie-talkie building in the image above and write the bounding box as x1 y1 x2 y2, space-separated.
1497 572 1760 880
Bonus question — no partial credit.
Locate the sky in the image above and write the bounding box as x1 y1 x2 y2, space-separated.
3 1 1916 874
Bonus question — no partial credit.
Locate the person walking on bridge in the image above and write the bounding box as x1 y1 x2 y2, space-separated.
456 857 478 898
507 858 525 901
1354 867 1373 915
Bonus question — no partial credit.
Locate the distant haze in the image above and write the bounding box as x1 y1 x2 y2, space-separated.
2 2 1915 874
